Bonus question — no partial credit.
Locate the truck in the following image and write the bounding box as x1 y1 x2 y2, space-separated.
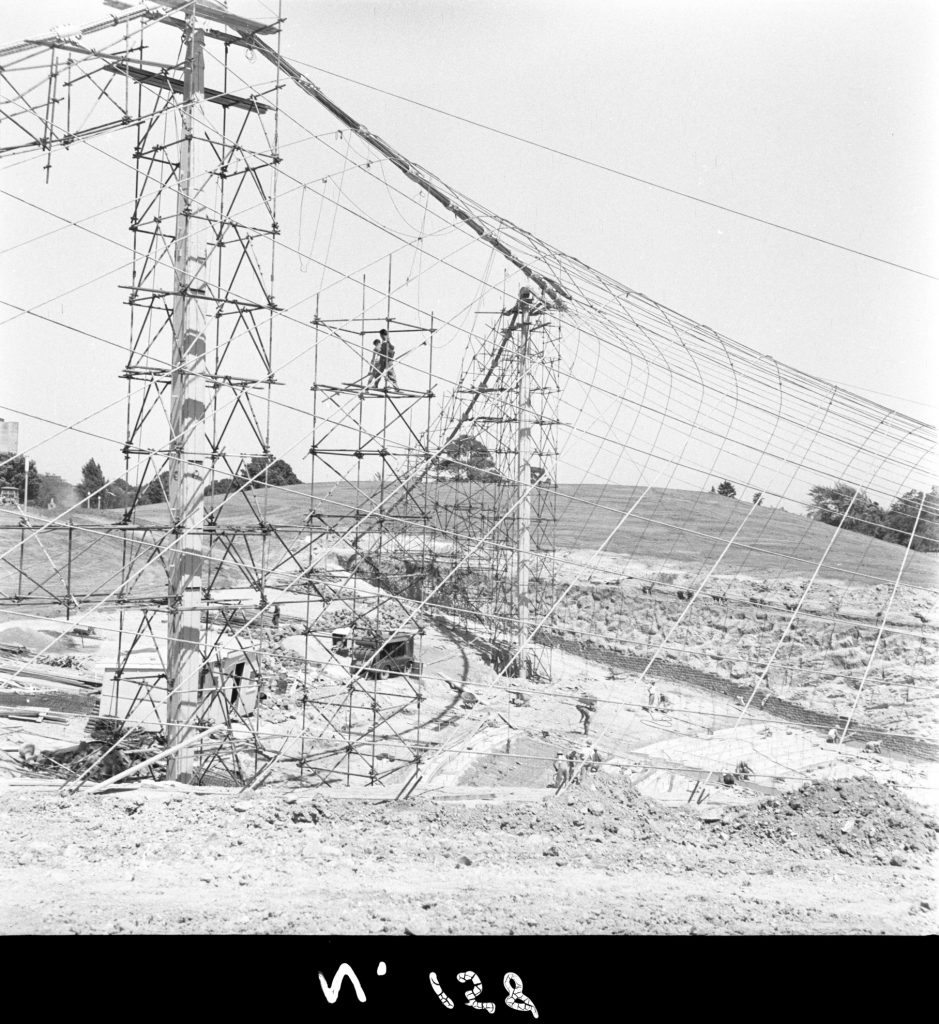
337 629 419 681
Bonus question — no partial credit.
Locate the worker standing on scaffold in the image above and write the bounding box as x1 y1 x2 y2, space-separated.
367 328 400 391
504 284 540 317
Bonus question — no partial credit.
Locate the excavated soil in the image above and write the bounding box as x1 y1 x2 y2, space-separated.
1 773 935 934
724 778 938 863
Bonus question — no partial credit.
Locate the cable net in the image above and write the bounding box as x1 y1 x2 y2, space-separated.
0 7 935 794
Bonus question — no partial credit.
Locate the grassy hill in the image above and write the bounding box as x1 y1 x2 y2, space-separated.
1 483 935 616
552 486 938 590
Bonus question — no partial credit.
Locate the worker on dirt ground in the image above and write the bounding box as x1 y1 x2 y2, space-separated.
552 750 569 790
271 603 281 630
646 680 657 713
567 747 583 785
510 690 530 708
367 329 400 391
735 759 753 781
581 741 602 776
576 694 596 735
657 692 670 712
18 743 36 764
826 728 838 744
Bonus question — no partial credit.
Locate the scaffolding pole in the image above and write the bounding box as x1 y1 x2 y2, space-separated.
516 290 532 680
166 16 208 783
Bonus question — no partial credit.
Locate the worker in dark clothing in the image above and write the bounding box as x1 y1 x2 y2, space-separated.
367 328 400 390
576 695 596 736
271 603 281 629
504 284 545 317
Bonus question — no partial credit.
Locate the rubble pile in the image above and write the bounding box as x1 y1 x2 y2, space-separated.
722 778 939 863
28 719 165 783
35 653 88 671
310 606 404 637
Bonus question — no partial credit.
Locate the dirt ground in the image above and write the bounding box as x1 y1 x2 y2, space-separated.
2 551 936 936
1 775 935 935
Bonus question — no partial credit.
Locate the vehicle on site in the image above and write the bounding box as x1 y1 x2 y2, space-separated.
335 629 419 680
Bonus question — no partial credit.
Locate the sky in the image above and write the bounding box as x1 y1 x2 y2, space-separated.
0 0 937 487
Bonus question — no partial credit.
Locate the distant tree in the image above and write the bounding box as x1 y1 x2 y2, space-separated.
435 435 499 482
881 487 939 552
221 456 302 491
36 473 75 509
241 455 301 489
76 459 108 507
143 471 171 506
717 480 737 499
205 477 236 497
108 477 132 509
806 481 884 537
752 491 764 506
0 452 40 504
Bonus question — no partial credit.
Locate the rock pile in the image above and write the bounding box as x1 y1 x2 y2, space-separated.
722 778 938 863
28 718 165 783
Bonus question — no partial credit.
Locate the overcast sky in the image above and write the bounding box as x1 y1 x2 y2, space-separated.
1 0 936 483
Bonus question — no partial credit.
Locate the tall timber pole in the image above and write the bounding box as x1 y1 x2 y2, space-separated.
166 14 208 783
516 289 533 680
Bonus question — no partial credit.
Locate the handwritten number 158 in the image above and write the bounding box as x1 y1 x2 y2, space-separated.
429 971 539 1018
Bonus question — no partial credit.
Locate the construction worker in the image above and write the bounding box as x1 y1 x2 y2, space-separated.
504 285 539 317
581 741 602 777
271 603 281 630
646 679 657 713
826 728 838 744
735 759 753 781
567 747 582 785
576 694 596 735
367 328 400 391
552 750 569 790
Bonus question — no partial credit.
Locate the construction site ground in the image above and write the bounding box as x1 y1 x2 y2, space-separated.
2 556 937 934
3 610 938 934
0 774 936 935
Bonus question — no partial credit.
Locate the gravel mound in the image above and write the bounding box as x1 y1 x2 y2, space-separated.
723 778 939 864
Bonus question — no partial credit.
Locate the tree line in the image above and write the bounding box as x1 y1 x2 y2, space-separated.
0 453 301 510
710 475 938 553
806 481 939 552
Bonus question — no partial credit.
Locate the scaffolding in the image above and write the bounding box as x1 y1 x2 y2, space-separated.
424 286 562 683
0 2 935 798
